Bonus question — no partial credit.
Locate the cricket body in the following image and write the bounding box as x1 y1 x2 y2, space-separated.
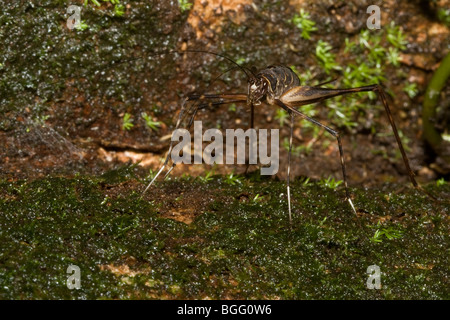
142 50 425 223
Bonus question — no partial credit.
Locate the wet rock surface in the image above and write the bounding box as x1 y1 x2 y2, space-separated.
0 0 449 300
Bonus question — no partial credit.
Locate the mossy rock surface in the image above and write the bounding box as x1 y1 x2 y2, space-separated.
0 173 448 299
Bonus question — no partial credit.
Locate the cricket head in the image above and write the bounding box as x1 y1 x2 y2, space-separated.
247 75 268 106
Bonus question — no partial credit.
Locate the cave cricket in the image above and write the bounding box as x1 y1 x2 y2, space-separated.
141 49 430 223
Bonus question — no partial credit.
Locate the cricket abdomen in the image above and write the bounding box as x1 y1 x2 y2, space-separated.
257 66 301 103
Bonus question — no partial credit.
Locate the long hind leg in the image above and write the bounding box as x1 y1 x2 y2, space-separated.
274 83 432 220
280 84 421 190
277 100 356 220
286 113 295 224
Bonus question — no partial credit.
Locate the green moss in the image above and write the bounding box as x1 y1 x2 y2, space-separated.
0 175 448 299
0 1 185 124
0 0 448 300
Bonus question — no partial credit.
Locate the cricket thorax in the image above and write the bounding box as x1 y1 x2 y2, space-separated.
248 66 301 106
247 76 268 106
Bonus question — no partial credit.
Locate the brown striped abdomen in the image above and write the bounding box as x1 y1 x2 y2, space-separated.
257 66 301 100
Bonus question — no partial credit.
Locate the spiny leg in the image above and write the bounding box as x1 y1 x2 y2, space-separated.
374 86 436 199
250 103 255 129
141 93 247 196
373 85 419 189
276 99 357 214
281 84 422 192
244 102 256 175
141 96 191 195
274 82 430 218
164 96 247 179
287 113 295 224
